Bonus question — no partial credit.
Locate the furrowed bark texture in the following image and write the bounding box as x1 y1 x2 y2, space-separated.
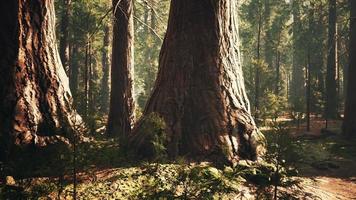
0 0 82 156
107 0 135 137
134 0 265 163
343 0 356 136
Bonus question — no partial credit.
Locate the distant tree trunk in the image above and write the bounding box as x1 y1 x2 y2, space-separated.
313 4 326 115
0 0 83 157
275 31 281 95
264 0 273 70
148 0 158 91
70 45 79 100
59 0 71 75
290 0 305 112
306 52 311 132
343 0 356 136
131 0 265 164
255 1 262 119
306 6 314 131
275 52 281 94
107 0 135 137
84 39 90 119
326 0 338 119
88 42 95 132
101 25 110 113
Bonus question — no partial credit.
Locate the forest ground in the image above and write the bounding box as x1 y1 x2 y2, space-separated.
1 118 356 199
289 119 356 200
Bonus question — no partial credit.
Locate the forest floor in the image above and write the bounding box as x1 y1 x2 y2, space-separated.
1 119 356 199
289 119 356 200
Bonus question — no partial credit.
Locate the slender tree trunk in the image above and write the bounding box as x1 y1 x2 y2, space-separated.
88 42 95 132
275 31 281 95
148 0 158 92
306 52 311 132
101 25 110 113
131 0 265 164
0 0 83 158
343 0 356 136
70 45 79 101
59 0 71 75
290 0 305 112
84 39 90 119
275 51 281 95
107 0 135 137
326 0 338 119
264 0 273 70
255 2 262 119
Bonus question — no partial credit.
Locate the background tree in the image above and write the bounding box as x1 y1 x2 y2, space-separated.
343 0 356 136
107 0 135 137
59 0 72 75
326 0 338 120
134 0 169 109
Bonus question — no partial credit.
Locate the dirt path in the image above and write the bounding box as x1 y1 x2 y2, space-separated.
289 119 356 200
302 176 356 200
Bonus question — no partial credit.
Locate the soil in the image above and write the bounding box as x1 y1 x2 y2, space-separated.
292 118 356 200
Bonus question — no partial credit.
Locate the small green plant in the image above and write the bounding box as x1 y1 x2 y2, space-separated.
128 113 168 161
264 122 302 199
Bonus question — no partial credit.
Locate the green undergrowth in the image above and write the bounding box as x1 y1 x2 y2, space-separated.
295 134 356 174
1 160 302 199
3 121 355 199
57 161 293 199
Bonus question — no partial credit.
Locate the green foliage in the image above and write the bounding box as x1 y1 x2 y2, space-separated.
264 122 303 168
136 164 244 199
129 113 168 161
260 91 289 124
134 0 170 109
28 182 57 200
0 185 29 200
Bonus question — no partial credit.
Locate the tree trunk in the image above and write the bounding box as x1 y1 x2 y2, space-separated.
290 0 305 112
343 0 356 136
84 39 90 119
101 25 110 113
275 31 281 95
264 0 273 70
306 52 311 132
132 0 265 163
107 0 135 137
59 0 71 75
0 0 83 156
70 45 79 101
326 0 338 119
275 51 281 95
255 2 262 120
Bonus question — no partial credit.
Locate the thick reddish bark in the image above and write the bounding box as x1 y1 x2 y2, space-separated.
0 0 82 157
107 0 135 137
132 0 265 163
343 0 356 136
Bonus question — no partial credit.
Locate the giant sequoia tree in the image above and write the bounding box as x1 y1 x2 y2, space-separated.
133 0 265 163
107 0 135 137
0 0 82 158
343 0 356 136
